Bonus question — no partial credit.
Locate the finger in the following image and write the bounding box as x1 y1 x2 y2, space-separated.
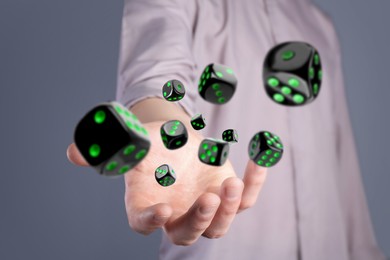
203 177 244 238
165 193 220 246
67 143 89 166
127 203 172 235
238 160 268 212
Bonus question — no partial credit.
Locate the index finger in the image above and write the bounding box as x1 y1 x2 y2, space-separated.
238 160 268 212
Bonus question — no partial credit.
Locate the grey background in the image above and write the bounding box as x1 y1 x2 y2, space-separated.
0 0 388 259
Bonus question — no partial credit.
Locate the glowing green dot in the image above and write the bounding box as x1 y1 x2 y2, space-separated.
257 160 264 165
288 78 300 87
267 77 279 87
135 149 147 160
293 94 305 104
119 165 130 174
198 86 203 92
313 83 319 95
169 130 176 135
163 91 167 97
216 72 223 78
175 121 180 125
261 155 268 160
199 125 204 128
206 150 212 156
212 146 218 152
201 74 205 80
276 143 283 149
267 140 273 145
141 127 148 135
266 150 272 155
200 153 206 160
314 54 320 65
126 121 133 129
318 70 323 80
176 141 182 146
105 161 118 171
270 158 276 163
202 143 208 150
206 73 211 79
172 125 178 130
115 106 123 114
274 152 280 158
167 82 171 87
281 87 291 95
177 84 182 90
282 50 295 60
210 157 216 163
273 93 285 103
215 90 223 97
123 145 136 155
205 66 210 73
264 132 270 137
134 124 141 132
226 68 234 74
309 68 315 79
212 83 220 90
89 144 100 158
265 162 272 167
218 97 226 103
94 110 106 124
192 122 196 125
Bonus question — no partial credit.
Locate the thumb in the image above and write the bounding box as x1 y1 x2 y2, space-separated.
67 143 89 166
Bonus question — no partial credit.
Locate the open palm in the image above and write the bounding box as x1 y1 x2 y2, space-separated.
67 121 267 245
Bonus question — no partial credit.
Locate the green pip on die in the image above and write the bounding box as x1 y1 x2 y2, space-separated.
198 63 237 105
263 41 322 106
74 101 150 177
248 131 283 167
155 164 176 187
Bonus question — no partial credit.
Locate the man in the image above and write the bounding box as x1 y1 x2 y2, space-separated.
68 0 386 259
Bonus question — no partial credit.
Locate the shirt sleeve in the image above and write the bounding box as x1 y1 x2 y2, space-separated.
116 0 197 116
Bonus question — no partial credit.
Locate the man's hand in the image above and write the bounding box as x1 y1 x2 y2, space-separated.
67 121 267 245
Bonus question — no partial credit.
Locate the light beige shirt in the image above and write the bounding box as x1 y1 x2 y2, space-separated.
116 0 386 259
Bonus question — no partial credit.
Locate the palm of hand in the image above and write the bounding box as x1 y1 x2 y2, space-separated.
125 121 236 220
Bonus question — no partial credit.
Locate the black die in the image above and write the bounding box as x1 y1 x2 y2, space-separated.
222 129 238 143
74 101 150 176
190 114 206 130
155 164 176 187
160 120 188 150
248 131 283 167
263 42 322 106
198 138 230 166
198 63 237 104
162 79 185 101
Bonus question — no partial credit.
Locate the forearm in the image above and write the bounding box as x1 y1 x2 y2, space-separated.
130 97 192 128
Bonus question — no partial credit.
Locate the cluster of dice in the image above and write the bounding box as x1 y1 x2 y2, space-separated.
158 74 240 186
73 41 321 187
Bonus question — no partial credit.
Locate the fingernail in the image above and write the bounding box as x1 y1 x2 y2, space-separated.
225 187 240 199
200 206 216 215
